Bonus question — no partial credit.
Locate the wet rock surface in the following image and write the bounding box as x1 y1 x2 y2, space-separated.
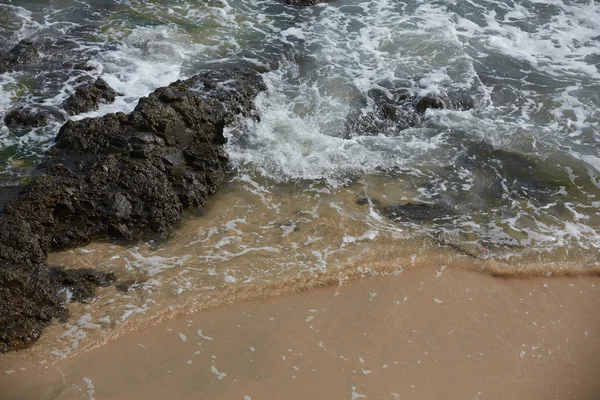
286 0 332 5
415 92 475 114
0 264 67 353
356 196 455 223
49 267 116 303
454 141 561 208
0 65 266 353
0 40 39 74
4 106 51 130
0 186 20 212
0 38 105 130
63 78 117 116
348 85 476 137
381 202 455 223
349 88 418 135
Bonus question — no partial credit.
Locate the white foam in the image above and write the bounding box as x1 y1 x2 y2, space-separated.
225 0 486 185
210 365 227 380
351 386 366 400
126 251 191 277
197 329 213 341
73 25 190 119
82 377 95 400
343 230 379 244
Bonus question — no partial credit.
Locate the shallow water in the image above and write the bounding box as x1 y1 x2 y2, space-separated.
28 176 600 360
1 0 600 358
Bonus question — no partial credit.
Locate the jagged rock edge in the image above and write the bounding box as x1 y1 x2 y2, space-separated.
0 65 267 353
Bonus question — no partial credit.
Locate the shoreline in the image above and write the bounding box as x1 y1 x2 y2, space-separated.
10 221 600 365
2 263 599 399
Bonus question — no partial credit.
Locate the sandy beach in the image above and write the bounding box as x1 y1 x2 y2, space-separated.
2 263 599 400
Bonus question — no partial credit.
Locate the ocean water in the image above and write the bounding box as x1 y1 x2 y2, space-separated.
1 0 600 358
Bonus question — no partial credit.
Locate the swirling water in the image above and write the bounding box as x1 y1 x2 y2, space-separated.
1 0 600 358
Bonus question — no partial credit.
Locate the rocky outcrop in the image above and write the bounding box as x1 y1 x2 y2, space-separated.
349 86 475 136
0 264 68 351
4 107 51 130
0 65 266 353
63 78 117 115
0 40 39 74
0 39 104 129
350 88 419 135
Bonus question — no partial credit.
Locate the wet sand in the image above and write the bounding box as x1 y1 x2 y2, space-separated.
2 263 600 400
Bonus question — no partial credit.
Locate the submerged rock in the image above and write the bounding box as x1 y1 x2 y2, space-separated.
456 141 560 207
414 95 446 113
4 107 51 130
63 78 117 116
415 92 475 114
348 87 417 136
381 202 455 223
286 0 332 5
355 195 454 223
0 40 39 74
0 65 266 353
49 267 116 302
114 279 145 293
348 85 476 136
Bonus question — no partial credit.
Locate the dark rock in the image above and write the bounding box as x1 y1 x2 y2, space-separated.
286 0 332 5
0 212 49 268
115 279 144 292
63 61 97 72
415 94 446 113
0 40 39 74
0 186 20 212
0 263 67 354
368 88 414 122
355 196 371 206
381 202 455 223
415 92 475 114
49 267 116 302
356 195 454 223
456 141 558 206
63 78 117 116
0 65 266 353
348 85 475 136
349 87 418 136
4 107 50 130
